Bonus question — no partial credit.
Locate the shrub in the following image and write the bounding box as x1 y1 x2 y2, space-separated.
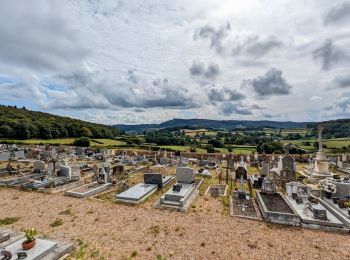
73 137 90 147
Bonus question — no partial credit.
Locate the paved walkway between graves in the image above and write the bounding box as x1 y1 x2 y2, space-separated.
0 188 349 260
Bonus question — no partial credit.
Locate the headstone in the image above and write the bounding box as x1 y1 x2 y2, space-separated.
59 165 72 179
236 166 247 180
144 173 163 188
261 161 269 176
282 156 295 173
342 153 347 162
176 167 195 184
70 166 81 181
33 160 46 173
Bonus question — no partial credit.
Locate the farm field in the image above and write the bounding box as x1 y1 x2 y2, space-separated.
0 138 126 147
282 137 350 151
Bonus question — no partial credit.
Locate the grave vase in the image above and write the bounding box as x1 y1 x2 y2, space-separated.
22 239 36 250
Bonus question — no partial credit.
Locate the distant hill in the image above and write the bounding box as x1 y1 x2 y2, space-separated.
0 105 121 139
315 119 350 138
114 118 312 132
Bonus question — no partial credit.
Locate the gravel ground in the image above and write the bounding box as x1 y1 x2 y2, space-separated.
0 187 349 260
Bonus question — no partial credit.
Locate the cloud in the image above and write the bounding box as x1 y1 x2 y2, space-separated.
207 87 245 103
189 61 220 79
333 75 350 88
193 22 231 53
324 1 350 25
0 1 89 73
44 70 198 110
310 96 322 101
221 102 253 116
127 70 138 84
242 68 292 97
232 35 282 58
312 39 345 70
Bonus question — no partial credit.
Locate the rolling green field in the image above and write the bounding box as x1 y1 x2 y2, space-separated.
282 137 350 151
0 138 126 147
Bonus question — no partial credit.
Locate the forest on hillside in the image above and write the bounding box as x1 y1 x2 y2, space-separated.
0 105 121 139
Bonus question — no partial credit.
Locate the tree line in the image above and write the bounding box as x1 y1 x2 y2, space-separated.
0 105 121 139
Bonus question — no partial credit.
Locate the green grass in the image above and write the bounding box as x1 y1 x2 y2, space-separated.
50 218 63 227
282 137 350 151
0 217 20 225
0 138 126 147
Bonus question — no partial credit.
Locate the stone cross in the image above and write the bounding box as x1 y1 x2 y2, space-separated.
318 124 324 152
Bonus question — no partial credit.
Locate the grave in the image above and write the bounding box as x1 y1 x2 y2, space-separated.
4 238 57 260
284 182 347 231
66 165 112 198
116 183 158 204
116 173 175 204
33 160 46 173
307 125 332 179
233 175 249 200
195 168 211 178
256 168 300 226
206 184 228 197
154 167 199 212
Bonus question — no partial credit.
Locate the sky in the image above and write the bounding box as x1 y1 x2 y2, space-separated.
0 0 350 125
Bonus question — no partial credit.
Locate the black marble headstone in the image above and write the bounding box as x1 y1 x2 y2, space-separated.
236 166 247 180
144 173 163 188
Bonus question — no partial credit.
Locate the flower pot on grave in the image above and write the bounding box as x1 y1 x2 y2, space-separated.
22 239 36 250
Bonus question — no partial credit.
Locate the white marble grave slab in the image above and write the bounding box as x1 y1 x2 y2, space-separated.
5 238 57 260
116 183 158 202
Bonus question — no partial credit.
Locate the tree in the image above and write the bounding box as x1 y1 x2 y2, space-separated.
208 138 224 148
73 137 90 147
80 127 93 137
206 144 216 153
227 145 233 153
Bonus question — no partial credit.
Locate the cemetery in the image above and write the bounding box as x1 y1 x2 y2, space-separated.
0 134 350 258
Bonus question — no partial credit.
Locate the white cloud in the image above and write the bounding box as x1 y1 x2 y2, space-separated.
0 0 349 124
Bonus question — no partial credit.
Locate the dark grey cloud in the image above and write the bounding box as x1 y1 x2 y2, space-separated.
242 68 292 96
312 39 344 70
189 61 220 79
0 2 89 72
208 87 245 102
193 22 231 53
232 36 282 58
324 1 350 25
221 102 253 116
333 75 350 88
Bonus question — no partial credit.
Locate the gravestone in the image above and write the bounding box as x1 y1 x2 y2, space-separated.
282 156 295 173
261 161 269 177
176 167 195 184
58 165 71 179
33 160 46 173
236 166 247 180
144 173 163 188
70 166 81 181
